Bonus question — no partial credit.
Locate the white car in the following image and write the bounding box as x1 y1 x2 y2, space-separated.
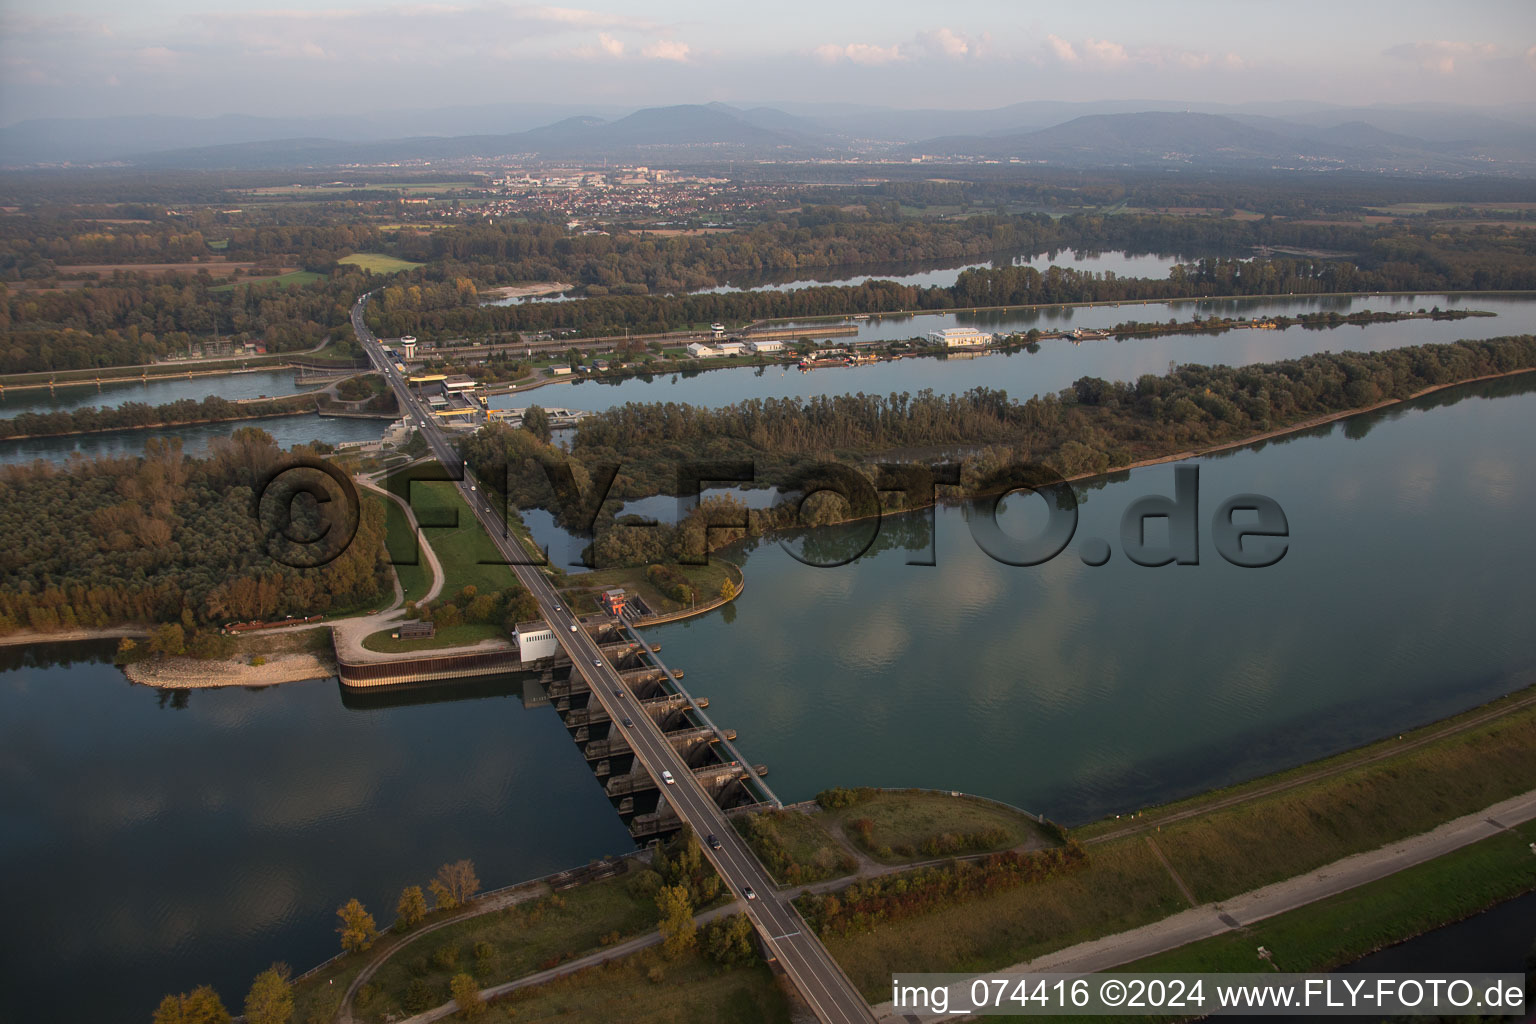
569 624 578 632
661 770 675 785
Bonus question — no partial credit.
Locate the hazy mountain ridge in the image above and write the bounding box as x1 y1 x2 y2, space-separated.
5 100 1536 175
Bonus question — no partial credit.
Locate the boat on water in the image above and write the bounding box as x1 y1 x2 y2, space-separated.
852 314 870 320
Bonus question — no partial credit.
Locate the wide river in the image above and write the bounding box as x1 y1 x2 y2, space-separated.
6 290 1533 468
3 368 1534 1021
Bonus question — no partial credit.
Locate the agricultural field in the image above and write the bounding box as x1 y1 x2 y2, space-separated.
339 252 427 274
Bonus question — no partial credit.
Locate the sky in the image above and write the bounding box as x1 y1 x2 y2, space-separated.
2 0 1534 124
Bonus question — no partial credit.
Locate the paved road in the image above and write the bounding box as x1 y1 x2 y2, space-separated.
870 787 1536 1022
351 294 876 1024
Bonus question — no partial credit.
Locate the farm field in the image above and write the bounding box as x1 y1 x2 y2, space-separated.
340 252 426 274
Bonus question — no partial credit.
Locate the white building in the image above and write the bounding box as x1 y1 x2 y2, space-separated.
399 336 417 360
747 339 785 354
716 340 746 357
928 327 993 348
515 621 558 663
686 342 721 359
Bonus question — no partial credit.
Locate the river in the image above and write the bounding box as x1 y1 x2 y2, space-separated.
2 373 1534 1021
0 649 630 1023
0 367 314 418
490 293 1536 416
8 292 1532 469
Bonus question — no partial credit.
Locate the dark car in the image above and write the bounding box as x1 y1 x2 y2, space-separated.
613 688 625 698
742 885 757 900
621 717 634 728
707 834 722 850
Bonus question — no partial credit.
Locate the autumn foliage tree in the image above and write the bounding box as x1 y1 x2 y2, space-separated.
395 884 428 930
241 964 293 1024
655 884 696 959
151 986 231 1024
428 859 480 911
336 898 379 954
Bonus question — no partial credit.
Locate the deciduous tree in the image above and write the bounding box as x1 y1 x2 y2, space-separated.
336 898 379 954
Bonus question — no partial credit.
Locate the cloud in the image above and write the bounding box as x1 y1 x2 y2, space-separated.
597 32 624 57
814 41 905 65
1083 38 1128 65
1046 34 1078 63
916 27 971 59
1384 40 1499 74
640 39 690 62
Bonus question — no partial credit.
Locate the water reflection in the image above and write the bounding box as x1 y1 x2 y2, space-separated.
645 375 1536 823
0 649 630 1024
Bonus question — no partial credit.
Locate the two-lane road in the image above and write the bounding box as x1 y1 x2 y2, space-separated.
351 294 875 1024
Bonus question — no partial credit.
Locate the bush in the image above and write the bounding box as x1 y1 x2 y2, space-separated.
431 944 460 970
473 940 497 966
402 978 436 1013
797 844 1087 936
816 786 872 810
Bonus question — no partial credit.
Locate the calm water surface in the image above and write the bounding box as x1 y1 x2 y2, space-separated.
0 367 314 417
3 308 1535 1020
492 293 1536 416
0 650 629 1022
645 373 1536 821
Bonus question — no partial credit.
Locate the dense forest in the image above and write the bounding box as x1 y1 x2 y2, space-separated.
367 220 1536 340
0 271 367 373
6 202 1536 376
0 429 394 634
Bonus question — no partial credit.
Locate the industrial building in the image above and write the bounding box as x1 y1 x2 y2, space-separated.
686 342 720 359
928 327 993 348
746 339 785 354
515 621 559 663
601 589 628 617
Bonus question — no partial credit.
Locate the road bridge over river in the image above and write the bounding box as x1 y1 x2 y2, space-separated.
351 293 876 1024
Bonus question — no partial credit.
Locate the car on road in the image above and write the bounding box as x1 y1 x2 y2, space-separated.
707 834 722 850
661 770 675 785
570 624 579 632
621 717 633 728
593 658 602 667
742 885 757 900
613 688 625 698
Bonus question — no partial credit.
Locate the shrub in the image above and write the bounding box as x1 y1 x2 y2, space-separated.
402 979 436 1013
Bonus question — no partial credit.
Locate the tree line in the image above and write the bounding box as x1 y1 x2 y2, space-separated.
367 228 1536 342
0 393 314 440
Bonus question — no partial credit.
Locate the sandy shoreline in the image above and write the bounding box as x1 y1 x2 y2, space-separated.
485 281 573 300
0 626 149 649
123 651 336 688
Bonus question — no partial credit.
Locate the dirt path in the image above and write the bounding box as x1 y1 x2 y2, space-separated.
870 788 1536 1022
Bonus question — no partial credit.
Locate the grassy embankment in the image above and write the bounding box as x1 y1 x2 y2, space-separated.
557 561 738 619
819 790 1053 864
1123 818 1536 975
381 475 524 597
809 688 1536 999
736 791 1054 887
339 252 427 275
474 947 790 1024
353 873 660 1023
